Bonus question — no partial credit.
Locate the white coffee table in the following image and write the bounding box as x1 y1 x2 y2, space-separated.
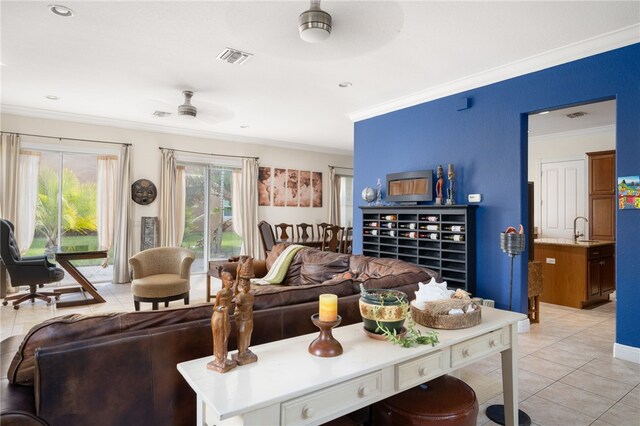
178 307 526 426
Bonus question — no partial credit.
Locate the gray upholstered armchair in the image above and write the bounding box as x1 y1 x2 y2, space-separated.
128 247 195 311
0 219 63 309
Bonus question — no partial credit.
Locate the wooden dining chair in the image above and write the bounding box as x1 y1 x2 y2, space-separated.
317 222 331 241
257 221 276 257
274 223 294 241
296 223 315 240
321 225 344 252
340 227 353 254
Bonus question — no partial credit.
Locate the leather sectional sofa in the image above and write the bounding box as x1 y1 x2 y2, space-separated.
1 244 437 425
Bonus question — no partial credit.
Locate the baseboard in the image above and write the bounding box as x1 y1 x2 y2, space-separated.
518 318 530 334
613 343 640 364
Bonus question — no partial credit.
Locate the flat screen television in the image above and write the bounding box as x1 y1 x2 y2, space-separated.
386 170 433 204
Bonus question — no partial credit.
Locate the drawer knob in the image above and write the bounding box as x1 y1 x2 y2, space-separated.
302 406 315 419
489 339 497 347
418 366 428 376
462 348 470 357
358 386 370 397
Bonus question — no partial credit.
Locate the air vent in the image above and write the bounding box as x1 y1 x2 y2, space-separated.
217 48 253 65
153 110 172 117
566 111 588 119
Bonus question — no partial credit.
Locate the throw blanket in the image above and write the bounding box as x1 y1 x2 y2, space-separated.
251 244 305 285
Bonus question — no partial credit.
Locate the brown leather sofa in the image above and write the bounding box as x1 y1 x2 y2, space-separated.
1 245 437 425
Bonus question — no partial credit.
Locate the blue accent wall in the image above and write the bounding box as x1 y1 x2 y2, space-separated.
354 44 640 349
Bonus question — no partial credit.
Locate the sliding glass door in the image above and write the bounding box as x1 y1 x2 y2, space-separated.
180 163 241 273
26 149 112 283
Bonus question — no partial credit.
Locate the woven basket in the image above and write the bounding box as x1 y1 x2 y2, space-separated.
410 299 481 329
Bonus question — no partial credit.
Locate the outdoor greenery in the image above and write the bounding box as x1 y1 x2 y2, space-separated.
36 167 97 250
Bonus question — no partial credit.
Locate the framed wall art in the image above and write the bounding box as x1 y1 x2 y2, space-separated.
618 176 640 209
258 166 272 206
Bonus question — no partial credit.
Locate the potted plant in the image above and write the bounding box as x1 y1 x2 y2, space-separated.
359 285 408 335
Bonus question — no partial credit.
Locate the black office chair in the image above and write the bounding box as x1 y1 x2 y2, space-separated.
257 221 276 258
0 219 63 309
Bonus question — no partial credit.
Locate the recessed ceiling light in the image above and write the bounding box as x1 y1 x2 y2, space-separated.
45 95 59 100
48 4 74 17
538 111 550 115
338 82 352 88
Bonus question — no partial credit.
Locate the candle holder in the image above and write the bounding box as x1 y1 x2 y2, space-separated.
308 314 343 357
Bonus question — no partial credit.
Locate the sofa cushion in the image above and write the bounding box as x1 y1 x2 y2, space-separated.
349 255 437 293
300 250 350 286
266 243 308 286
250 277 354 310
7 304 214 386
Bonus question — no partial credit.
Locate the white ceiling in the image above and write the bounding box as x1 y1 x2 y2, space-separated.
529 99 617 137
1 1 638 155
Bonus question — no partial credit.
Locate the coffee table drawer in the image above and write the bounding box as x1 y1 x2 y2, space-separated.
396 351 445 391
451 327 508 367
281 371 382 425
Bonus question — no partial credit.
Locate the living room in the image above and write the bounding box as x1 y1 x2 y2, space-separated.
2 2 639 425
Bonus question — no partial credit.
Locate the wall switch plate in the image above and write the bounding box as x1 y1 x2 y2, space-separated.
546 258 556 264
468 194 482 203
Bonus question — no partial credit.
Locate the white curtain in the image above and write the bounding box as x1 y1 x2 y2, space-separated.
0 133 20 223
112 145 132 283
237 158 260 258
232 168 243 249
1 133 20 297
97 155 118 267
328 167 341 225
160 149 185 247
175 165 186 246
16 150 40 254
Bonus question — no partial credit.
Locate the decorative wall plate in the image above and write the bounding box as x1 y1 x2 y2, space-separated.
131 179 157 205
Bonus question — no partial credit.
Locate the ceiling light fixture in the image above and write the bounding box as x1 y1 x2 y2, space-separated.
299 0 332 43
48 4 74 17
45 95 59 100
338 82 352 88
538 111 550 115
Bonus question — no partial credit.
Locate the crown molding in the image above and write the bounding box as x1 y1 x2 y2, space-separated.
1 105 353 157
529 124 616 143
349 24 640 122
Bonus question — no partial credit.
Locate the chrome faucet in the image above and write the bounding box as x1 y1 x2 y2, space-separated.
573 216 588 242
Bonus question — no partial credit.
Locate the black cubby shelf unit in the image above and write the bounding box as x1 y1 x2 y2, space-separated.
360 205 477 294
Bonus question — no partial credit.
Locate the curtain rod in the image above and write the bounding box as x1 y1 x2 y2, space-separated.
329 165 353 170
1 131 131 146
159 147 258 160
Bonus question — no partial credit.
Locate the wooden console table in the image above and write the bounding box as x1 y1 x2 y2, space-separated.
178 307 526 426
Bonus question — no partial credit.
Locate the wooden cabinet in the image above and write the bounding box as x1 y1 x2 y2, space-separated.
360 205 476 293
534 241 615 309
587 245 615 304
588 151 616 241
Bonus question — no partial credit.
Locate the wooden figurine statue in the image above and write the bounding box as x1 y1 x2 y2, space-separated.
446 163 455 205
207 271 237 373
435 165 444 205
232 257 258 365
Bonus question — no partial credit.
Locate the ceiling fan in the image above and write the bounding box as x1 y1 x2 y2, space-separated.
145 90 234 125
177 90 197 118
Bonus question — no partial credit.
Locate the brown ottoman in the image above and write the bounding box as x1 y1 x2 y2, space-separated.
372 375 478 426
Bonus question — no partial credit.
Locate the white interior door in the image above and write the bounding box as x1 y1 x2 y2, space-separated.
540 159 586 239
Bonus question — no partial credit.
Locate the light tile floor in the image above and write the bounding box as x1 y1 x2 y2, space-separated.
1 282 638 426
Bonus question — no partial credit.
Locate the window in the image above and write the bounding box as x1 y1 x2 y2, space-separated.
179 162 242 273
339 175 353 227
22 146 116 284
